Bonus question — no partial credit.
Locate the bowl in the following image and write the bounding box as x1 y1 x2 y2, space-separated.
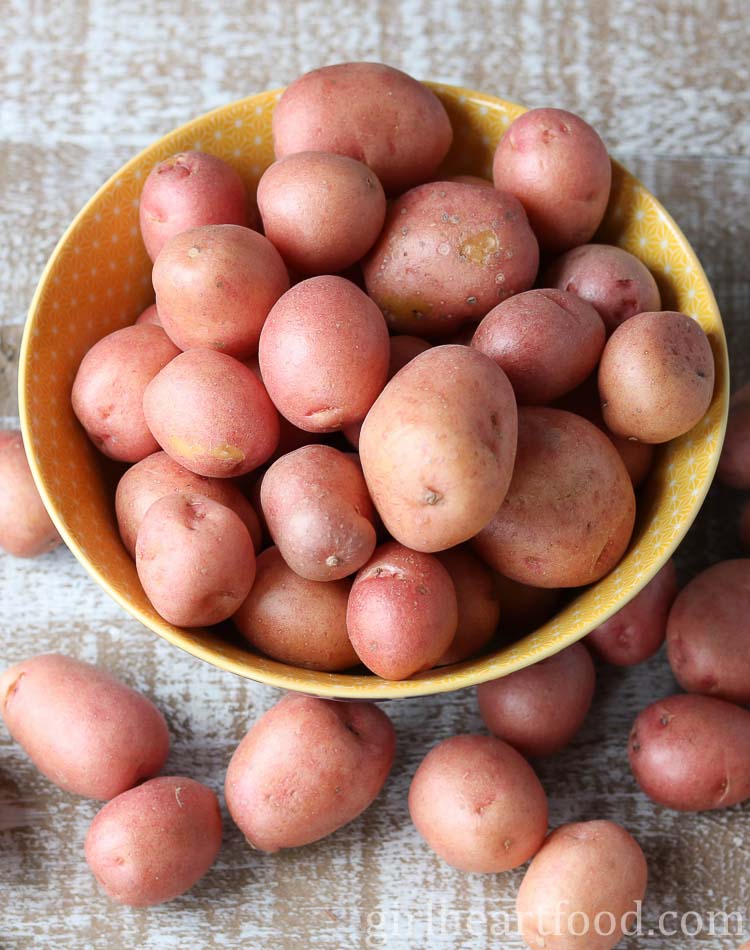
19 84 729 699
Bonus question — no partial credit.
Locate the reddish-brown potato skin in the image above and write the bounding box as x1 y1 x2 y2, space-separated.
0 654 169 800
473 408 635 588
85 776 222 906
259 276 389 433
143 349 280 477
599 311 715 444
257 152 386 274
272 62 452 194
135 303 161 326
408 735 548 873
472 288 605 404
261 446 376 581
153 224 289 359
225 694 396 851
347 542 458 680
139 150 250 260
443 174 493 188
741 500 750 553
666 559 750 703
477 643 595 757
629 694 750 811
587 560 678 666
517 820 648 950
435 547 500 665
72 325 180 462
233 547 358 671
0 431 61 557
363 182 539 337
718 384 750 489
495 574 562 637
544 243 662 334
360 346 518 552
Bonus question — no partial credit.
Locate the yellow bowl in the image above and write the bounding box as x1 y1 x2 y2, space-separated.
19 84 729 699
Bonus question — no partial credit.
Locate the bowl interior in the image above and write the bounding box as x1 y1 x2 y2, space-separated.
20 85 729 699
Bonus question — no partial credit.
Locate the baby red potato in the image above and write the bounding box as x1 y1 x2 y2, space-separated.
435 546 500 665
718 383 750 489
0 431 61 557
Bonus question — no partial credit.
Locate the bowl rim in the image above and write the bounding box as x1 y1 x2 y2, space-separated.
19 82 730 699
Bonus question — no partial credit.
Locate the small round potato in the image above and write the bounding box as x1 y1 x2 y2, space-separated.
135 303 161 326
495 574 562 637
0 654 169 800
259 276 389 432
347 542 458 680
718 384 750 489
0 431 61 558
363 182 539 337
599 311 715 443
408 735 548 873
629 693 750 811
471 288 605 404
477 643 595 757
272 62 452 194
136 493 256 627
85 776 222 906
666 559 750 704
143 349 280 477
473 408 635 588
588 560 678 666
72 325 180 462
233 547 358 671
225 693 395 851
517 820 648 950
435 546 500 665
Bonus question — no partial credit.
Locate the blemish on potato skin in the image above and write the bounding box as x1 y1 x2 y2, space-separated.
2 671 25 712
459 230 499 266
187 245 201 258
423 489 442 505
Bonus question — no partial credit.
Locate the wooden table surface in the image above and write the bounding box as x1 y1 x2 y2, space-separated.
1 2 749 947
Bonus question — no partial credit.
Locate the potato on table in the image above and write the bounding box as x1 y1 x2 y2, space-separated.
435 546 500 665
0 431 61 558
718 383 750 489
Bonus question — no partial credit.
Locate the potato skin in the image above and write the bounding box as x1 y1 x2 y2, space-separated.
435 546 500 665
408 735 548 873
272 62 452 195
233 547 358 671
0 431 61 558
135 303 161 326
0 654 169 800
495 574 561 637
153 224 289 359
517 820 648 950
473 408 635 588
143 349 280 477
472 288 605 404
666 559 750 703
85 776 222 906
363 182 539 337
599 311 715 443
360 345 518 552
225 693 395 851
259 276 389 432
718 384 750 489
72 325 180 462
628 693 750 811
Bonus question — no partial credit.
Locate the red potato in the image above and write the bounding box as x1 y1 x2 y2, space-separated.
72 325 180 463
233 547 358 671
477 643 595 757
85 776 222 906
153 224 289 359
139 150 250 261
587 560 678 666
741 500 750 552
143 349 280 478
135 303 161 326
363 182 539 337
258 276 389 432
471 288 605 404
435 546 500 665
495 574 562 637
272 62 452 195
718 383 750 489
666 559 750 703
517 820 648 950
493 108 611 253
0 431 61 558
347 542 458 680
629 693 750 811
225 694 395 851
0 654 169 800
408 735 548 873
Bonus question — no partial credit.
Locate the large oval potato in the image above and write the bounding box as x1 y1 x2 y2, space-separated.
360 346 518 552
408 735 548 873
718 383 750 489
629 693 750 810
0 431 61 558
225 694 395 851
0 654 169 800
435 546 500 665
473 408 635 588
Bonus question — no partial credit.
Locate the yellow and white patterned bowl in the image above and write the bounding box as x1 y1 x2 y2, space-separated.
19 85 729 699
